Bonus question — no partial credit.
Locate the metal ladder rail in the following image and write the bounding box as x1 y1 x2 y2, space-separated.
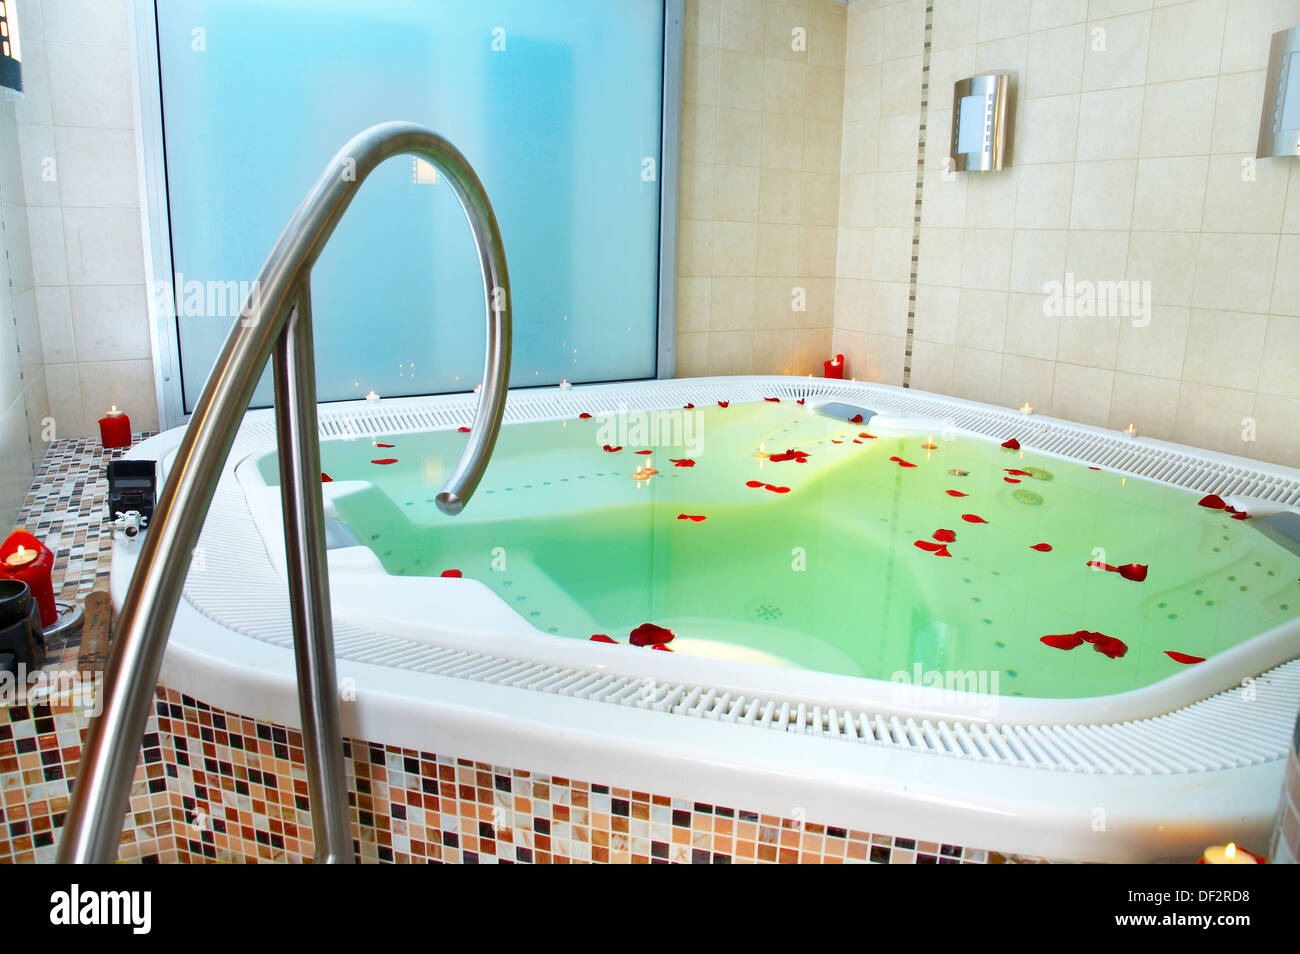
57 122 513 863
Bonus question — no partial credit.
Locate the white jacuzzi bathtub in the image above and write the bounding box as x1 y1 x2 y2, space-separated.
111 376 1300 862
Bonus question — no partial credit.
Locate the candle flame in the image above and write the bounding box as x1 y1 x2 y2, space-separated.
1020 402 1033 414
1226 843 1237 861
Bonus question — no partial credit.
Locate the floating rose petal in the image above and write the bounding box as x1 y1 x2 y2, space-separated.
922 442 937 450
651 643 673 652
579 412 593 419
1088 466 1101 471
677 514 707 522
589 634 616 644
1231 512 1251 521
1005 468 1033 476
933 529 956 543
796 398 806 405
630 623 675 646
457 427 471 433
961 514 988 523
1030 543 1053 552
1198 494 1227 510
1041 633 1086 651
375 443 395 448
669 458 696 467
1118 563 1148 582
1165 651 1205 665
914 540 946 553
945 489 968 497
769 449 810 463
852 439 863 444
602 444 623 453
1001 438 1021 450
440 569 462 578
683 403 695 409
321 473 333 483
745 479 764 488
831 439 844 444
717 401 729 408
635 449 653 455
764 397 781 403
858 432 878 440
849 414 864 424
1004 477 1022 484
889 456 917 468
1087 634 1128 659
371 458 398 465
767 484 791 494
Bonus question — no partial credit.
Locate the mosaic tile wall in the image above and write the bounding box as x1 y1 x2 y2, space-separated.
1 437 1010 864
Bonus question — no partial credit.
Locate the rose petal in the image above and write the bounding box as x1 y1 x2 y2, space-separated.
630 623 675 646
717 401 729 408
934 545 952 557
766 484 791 494
764 397 781 403
321 473 333 483
945 490 968 497
1001 438 1021 450
849 414 864 424
1087 635 1128 659
579 412 593 419
1005 468 1032 476
859 432 877 439
635 449 653 455
1041 633 1085 651
1118 563 1148 582
1004 477 1022 483
669 458 696 467
1086 560 1118 572
961 514 988 523
914 540 945 552
602 444 623 453
889 456 917 468
1197 494 1227 510
745 480 765 488
371 458 398 465
375 443 395 448
677 513 707 522
933 529 956 543
831 440 844 444
683 403 695 409
651 643 674 652
440 569 462 578
589 634 617 643
796 398 806 405
1165 651 1205 665
458 427 471 433
1030 543 1052 552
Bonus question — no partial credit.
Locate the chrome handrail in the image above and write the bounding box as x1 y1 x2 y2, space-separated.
58 122 512 863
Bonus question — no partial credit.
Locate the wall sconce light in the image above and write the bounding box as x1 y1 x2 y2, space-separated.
1257 26 1300 158
950 74 1013 172
0 1 21 94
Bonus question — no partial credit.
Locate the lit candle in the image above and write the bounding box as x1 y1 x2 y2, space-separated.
97 405 132 449
4 546 36 567
1020 402 1034 415
365 390 380 401
753 443 769 460
823 354 845 379
1200 843 1259 864
1123 421 1138 437
559 378 572 390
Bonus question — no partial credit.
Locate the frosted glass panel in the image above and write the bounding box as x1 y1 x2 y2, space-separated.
156 0 665 412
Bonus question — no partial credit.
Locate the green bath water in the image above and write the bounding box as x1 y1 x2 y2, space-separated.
257 401 1300 698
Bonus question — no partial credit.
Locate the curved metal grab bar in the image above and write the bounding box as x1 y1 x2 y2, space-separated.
58 122 512 863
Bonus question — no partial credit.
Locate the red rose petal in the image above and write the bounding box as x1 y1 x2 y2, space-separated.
1086 560 1118 572
683 403 695 409
1041 633 1085 651
579 412 593 419
321 473 333 482
1088 466 1101 471
945 490 968 497
1004 477 1022 483
1197 494 1227 510
934 545 952 557
745 480 765 488
858 432 877 439
630 623 675 646
849 414 864 423
914 540 945 552
457 427 471 433
371 458 398 465
1001 438 1021 450
933 529 956 543
1005 468 1032 476
796 398 806 405
440 569 462 578
764 397 781 402
1230 512 1250 521
831 440 844 443
1118 563 1148 582
766 484 791 494
635 449 653 455
602 444 623 453
589 634 616 643
889 456 917 468
1165 651 1205 665
677 514 707 522
1088 635 1128 659
375 443 395 448
1030 543 1053 552
852 439 863 444
717 401 729 408
669 458 696 467
651 643 673 652
961 514 987 523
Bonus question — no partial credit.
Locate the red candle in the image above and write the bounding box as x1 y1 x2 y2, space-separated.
0 531 56 628
823 354 845 379
98 406 132 449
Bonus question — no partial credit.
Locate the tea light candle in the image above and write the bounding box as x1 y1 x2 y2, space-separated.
1200 843 1259 864
753 443 769 460
0 531 56 628
559 378 572 390
1020 402 1034 415
364 390 380 401
823 354 845 380
97 406 132 449
1123 421 1138 437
